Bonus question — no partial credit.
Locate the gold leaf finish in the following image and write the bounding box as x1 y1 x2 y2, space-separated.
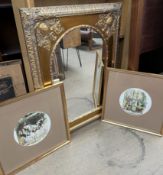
20 3 121 89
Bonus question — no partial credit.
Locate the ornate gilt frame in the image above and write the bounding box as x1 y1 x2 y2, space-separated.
20 3 121 89
20 3 121 128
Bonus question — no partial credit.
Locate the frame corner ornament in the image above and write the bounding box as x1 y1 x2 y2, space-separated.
95 12 120 39
35 18 65 51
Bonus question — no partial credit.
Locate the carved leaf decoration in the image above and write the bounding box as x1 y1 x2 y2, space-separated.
96 13 119 39
35 18 65 51
50 20 65 35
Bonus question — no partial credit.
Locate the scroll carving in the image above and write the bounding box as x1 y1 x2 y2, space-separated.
96 13 120 39
20 11 43 89
35 18 65 51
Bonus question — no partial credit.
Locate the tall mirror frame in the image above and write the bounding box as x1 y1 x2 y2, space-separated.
20 3 121 129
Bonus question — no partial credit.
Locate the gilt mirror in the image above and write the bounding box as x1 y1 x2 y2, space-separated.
20 3 121 125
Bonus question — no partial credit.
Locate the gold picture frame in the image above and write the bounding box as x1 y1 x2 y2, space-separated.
20 3 121 89
20 3 122 128
0 82 70 175
102 68 163 136
20 3 121 128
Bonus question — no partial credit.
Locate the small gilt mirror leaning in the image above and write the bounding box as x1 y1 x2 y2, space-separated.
20 3 121 127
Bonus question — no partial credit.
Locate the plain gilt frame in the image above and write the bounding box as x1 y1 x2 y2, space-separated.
102 68 163 136
0 82 70 175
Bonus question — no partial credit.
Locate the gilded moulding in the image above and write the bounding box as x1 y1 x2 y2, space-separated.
20 3 121 89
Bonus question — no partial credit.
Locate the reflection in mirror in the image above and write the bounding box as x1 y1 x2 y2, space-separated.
53 27 104 121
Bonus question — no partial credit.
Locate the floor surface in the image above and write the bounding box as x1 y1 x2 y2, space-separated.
63 39 102 121
17 120 163 175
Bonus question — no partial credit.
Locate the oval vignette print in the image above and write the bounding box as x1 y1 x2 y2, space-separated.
14 111 51 146
119 88 152 116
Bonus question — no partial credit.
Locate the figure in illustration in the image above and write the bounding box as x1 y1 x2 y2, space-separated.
119 88 152 116
14 112 51 146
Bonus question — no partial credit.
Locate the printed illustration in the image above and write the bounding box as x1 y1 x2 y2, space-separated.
0 76 15 101
119 88 152 116
14 111 51 146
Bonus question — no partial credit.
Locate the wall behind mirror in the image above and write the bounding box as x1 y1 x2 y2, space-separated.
34 0 121 6
129 0 163 74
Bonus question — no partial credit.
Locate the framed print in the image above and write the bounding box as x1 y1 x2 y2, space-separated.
93 51 104 107
0 60 26 98
0 75 16 102
102 68 163 136
0 82 70 175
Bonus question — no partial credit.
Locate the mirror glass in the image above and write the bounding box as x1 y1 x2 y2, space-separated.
53 27 104 121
